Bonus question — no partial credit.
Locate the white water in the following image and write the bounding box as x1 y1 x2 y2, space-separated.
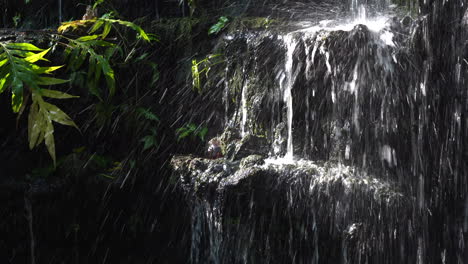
282 35 298 161
240 0 395 165
240 79 249 137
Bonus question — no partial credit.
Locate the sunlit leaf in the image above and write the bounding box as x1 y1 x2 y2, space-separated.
102 18 151 42
96 55 115 95
44 116 56 165
24 48 51 63
33 65 65 74
101 23 112 38
208 16 229 35
28 101 41 149
89 20 104 34
58 20 93 33
11 78 23 113
76 35 100 42
42 101 78 129
0 58 8 68
6 43 44 51
41 89 79 99
0 73 11 93
36 77 69 85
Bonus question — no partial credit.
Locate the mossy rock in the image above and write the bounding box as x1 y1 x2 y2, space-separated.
227 17 281 32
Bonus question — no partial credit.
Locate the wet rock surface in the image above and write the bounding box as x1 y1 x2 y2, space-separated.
171 154 412 263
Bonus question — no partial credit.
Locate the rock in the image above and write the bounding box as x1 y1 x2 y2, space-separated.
206 138 223 159
240 155 265 169
401 16 413 28
272 122 287 157
230 134 269 160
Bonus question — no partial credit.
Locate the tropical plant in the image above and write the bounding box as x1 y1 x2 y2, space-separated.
208 16 229 35
58 12 155 99
0 12 154 165
0 42 77 165
176 123 208 142
191 54 223 93
136 107 160 151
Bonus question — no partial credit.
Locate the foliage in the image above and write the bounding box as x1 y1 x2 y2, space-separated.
208 16 229 35
191 54 223 93
0 42 78 165
137 107 160 151
0 14 154 165
227 17 278 32
93 0 106 9
58 14 154 99
176 123 208 142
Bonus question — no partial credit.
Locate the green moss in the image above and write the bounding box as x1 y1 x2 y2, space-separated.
227 17 280 32
151 17 204 43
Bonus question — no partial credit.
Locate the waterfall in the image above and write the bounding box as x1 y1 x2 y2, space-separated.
240 78 249 137
282 35 297 160
171 0 468 263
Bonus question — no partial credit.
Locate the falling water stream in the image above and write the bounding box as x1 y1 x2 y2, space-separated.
171 0 468 263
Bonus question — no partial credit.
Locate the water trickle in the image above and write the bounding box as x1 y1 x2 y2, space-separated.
240 79 249 137
282 34 297 160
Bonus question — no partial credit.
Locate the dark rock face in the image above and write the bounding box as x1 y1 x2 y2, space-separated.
171 3 468 262
171 155 412 263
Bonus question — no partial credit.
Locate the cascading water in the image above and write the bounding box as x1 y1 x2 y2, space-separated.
171 0 468 263
281 34 297 160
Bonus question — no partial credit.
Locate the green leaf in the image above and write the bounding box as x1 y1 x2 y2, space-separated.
102 18 151 42
6 43 44 51
208 16 229 35
192 59 200 92
93 0 105 9
96 55 115 96
33 65 65 74
44 116 56 166
137 107 159 121
89 20 104 34
24 48 51 63
42 101 78 129
36 77 70 85
11 78 23 113
76 35 100 42
0 73 11 94
41 89 79 99
0 58 8 68
28 101 41 149
198 127 208 141
101 22 112 38
177 129 192 141
141 135 156 150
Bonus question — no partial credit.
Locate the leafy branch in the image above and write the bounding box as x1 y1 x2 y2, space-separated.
208 16 229 35
0 42 78 165
191 54 224 93
58 14 155 100
0 14 155 165
176 123 208 142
